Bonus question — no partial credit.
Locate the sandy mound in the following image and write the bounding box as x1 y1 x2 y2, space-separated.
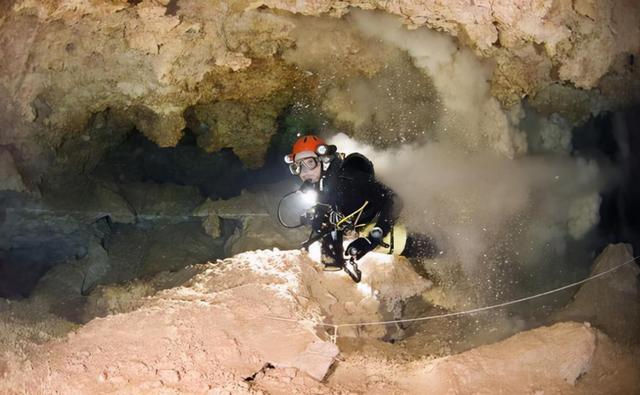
0 249 429 393
1 249 638 393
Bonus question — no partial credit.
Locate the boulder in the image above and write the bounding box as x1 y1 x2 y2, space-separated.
554 243 640 343
42 179 136 224
282 341 340 381
32 238 110 298
397 322 598 393
0 250 340 393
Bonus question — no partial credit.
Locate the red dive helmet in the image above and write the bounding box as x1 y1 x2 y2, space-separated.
284 135 336 164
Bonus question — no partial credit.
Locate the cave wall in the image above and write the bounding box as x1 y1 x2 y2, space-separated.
0 0 638 298
0 0 638 190
0 0 308 187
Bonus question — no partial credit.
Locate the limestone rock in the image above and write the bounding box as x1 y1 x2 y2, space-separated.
25 238 110 322
34 238 110 297
0 148 26 192
398 322 597 392
192 199 222 239
0 191 95 297
189 99 287 167
78 240 111 295
227 215 307 256
82 265 203 322
261 0 640 107
528 83 606 125
195 182 308 253
119 181 205 223
0 1 304 180
103 221 222 282
0 250 335 393
3 249 633 394
93 184 137 224
42 180 136 224
2 0 638 185
129 106 186 148
282 341 339 381
554 244 640 343
0 297 78 356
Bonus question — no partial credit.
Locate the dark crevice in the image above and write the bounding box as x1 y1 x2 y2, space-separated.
92 129 249 200
165 0 180 16
243 363 275 382
0 99 306 298
573 108 640 254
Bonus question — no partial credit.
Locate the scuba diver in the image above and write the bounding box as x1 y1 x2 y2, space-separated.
280 134 437 282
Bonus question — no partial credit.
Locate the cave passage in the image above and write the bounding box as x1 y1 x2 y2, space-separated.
0 100 328 301
0 7 638 368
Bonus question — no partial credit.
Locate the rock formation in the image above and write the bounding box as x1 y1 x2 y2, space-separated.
1 0 638 186
1 249 638 393
1 1 639 391
554 243 640 343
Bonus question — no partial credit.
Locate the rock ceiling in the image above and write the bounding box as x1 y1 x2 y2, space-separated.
0 0 638 188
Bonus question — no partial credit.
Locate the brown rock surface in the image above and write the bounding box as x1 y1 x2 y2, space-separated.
1 0 638 185
0 148 26 192
1 249 638 393
0 0 305 182
554 243 640 343
194 182 309 255
400 322 597 391
0 249 429 392
259 0 640 106
0 250 329 393
188 99 288 168
324 322 640 394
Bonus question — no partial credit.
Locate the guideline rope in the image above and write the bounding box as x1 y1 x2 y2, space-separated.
266 254 640 343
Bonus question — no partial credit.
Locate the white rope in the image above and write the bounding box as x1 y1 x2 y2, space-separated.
336 254 640 328
262 315 339 343
264 254 640 337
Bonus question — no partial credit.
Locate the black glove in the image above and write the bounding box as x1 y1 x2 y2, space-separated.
346 237 378 260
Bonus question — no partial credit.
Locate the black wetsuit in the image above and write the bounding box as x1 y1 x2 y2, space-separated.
310 153 437 264
308 153 395 265
315 154 399 233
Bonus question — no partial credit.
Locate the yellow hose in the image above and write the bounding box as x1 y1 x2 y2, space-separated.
336 200 369 228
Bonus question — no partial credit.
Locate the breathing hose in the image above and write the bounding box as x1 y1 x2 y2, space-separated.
277 190 306 229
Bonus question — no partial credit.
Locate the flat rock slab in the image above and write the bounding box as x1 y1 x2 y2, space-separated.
398 322 597 393
283 340 340 381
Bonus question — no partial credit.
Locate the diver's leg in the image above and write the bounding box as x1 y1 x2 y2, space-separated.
321 230 345 269
402 232 439 259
